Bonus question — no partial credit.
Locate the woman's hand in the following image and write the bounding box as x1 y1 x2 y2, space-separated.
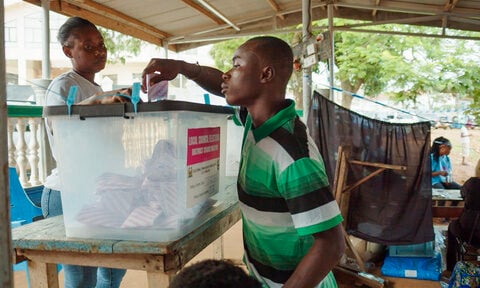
78 88 132 105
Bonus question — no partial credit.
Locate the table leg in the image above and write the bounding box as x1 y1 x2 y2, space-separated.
27 261 59 288
212 236 224 259
146 271 175 288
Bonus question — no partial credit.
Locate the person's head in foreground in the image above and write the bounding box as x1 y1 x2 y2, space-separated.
221 36 293 108
168 259 262 288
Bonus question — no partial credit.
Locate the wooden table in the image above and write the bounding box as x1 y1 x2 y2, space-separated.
432 189 464 218
12 201 241 288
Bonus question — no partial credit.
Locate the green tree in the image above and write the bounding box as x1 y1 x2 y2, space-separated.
209 38 248 72
208 24 480 122
328 23 480 115
99 28 143 64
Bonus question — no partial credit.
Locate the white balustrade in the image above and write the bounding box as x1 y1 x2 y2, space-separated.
7 116 47 188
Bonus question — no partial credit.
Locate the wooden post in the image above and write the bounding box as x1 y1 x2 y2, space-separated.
27 261 59 288
0 1 14 287
332 146 366 271
333 146 351 227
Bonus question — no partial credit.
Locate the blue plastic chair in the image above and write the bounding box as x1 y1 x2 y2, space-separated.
9 167 43 225
9 167 62 286
9 167 43 286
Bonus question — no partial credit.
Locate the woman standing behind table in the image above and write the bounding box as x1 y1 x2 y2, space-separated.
430 136 462 190
42 16 128 288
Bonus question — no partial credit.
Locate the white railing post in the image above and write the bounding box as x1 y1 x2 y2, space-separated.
38 119 49 183
27 118 41 186
14 118 29 187
7 118 16 168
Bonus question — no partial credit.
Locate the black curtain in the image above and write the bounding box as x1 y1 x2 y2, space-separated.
307 91 434 245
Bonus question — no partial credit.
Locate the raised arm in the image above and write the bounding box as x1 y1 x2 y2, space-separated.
141 59 224 97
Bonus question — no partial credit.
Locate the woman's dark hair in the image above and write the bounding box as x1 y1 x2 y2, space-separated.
431 136 451 161
57 17 98 46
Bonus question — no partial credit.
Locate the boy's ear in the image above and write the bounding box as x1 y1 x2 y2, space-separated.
260 66 275 83
62 45 73 58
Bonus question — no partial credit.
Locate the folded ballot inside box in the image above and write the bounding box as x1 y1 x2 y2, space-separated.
44 100 236 241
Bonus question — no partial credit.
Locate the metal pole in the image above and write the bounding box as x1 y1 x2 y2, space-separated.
328 4 335 101
164 40 169 59
0 0 14 286
301 0 312 123
41 0 50 79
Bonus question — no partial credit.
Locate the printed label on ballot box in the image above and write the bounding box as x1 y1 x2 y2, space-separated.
186 127 221 207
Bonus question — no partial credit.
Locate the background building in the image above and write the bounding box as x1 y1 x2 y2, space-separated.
5 0 226 105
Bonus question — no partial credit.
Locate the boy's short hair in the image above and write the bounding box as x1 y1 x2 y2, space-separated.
168 259 262 288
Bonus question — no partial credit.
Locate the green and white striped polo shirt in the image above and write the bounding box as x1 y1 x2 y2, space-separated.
237 100 343 288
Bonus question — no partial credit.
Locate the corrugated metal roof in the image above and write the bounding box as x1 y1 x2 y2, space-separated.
24 0 480 51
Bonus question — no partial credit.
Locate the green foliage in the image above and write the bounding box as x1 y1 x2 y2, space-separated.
99 28 142 64
209 38 248 72
207 21 480 116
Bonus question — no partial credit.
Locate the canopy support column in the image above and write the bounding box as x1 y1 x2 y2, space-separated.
301 0 312 123
328 4 335 101
41 0 51 79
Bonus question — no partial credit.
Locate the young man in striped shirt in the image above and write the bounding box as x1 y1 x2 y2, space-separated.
142 36 345 288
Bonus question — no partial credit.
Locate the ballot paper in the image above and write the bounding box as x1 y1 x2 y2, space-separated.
75 139 215 229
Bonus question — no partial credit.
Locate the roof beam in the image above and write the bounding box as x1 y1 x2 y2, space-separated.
59 2 166 46
169 1 322 41
338 15 444 29
182 0 240 31
449 15 480 26
196 0 240 31
60 0 169 38
335 1 480 17
23 0 170 48
265 0 285 20
334 26 480 41
181 0 223 25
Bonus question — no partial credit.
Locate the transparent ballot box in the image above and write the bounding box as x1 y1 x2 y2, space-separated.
44 100 239 241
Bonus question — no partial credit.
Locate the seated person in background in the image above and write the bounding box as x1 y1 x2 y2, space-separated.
446 158 480 271
168 259 262 288
431 137 461 190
